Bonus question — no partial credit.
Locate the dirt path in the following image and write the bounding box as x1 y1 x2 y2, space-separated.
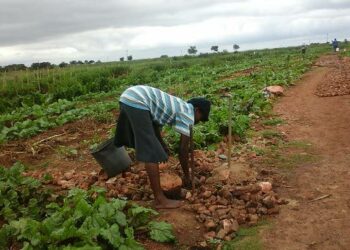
262 55 350 250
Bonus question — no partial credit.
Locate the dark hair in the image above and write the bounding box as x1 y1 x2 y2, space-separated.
187 97 211 121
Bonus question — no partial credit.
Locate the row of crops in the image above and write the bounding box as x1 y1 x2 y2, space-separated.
0 44 330 147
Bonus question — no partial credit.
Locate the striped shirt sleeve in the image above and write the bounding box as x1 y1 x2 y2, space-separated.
174 111 194 136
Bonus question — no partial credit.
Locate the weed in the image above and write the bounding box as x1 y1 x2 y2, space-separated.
262 139 319 169
56 145 78 158
251 146 266 156
221 220 270 250
92 111 114 123
261 130 283 139
262 118 284 126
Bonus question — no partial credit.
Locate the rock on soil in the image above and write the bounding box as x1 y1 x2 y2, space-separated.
160 173 183 199
160 173 182 190
264 86 284 97
24 149 284 243
187 181 283 240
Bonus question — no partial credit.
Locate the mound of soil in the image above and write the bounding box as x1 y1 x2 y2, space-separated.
206 162 257 184
315 57 350 97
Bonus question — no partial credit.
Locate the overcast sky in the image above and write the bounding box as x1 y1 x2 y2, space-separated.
0 0 349 66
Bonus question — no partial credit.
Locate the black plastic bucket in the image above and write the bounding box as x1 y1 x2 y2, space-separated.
91 138 132 178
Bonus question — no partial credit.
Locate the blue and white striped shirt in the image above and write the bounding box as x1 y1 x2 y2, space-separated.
120 85 194 136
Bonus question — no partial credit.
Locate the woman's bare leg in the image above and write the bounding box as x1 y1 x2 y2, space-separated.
144 162 182 209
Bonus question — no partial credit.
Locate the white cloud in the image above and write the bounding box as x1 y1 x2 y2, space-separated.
0 0 349 65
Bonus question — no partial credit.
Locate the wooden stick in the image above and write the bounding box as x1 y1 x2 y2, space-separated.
189 125 195 193
32 132 66 147
310 194 331 202
221 93 233 167
228 96 232 168
1 150 26 154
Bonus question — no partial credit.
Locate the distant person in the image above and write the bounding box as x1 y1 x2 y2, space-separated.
114 85 211 209
332 39 339 52
301 44 307 55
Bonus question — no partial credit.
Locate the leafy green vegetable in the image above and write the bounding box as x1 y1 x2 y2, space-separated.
0 100 118 143
148 221 176 243
0 164 175 249
0 163 53 223
1 44 330 146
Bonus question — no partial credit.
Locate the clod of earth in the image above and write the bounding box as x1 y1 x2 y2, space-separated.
206 162 257 184
201 190 212 198
259 181 272 193
264 85 284 96
204 231 216 240
160 172 183 199
205 219 217 230
218 154 228 160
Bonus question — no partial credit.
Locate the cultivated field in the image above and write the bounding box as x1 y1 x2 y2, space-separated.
1 43 349 249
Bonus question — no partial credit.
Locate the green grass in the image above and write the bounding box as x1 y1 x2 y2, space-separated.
262 118 284 126
262 139 319 169
82 133 105 150
55 145 78 159
261 130 283 139
251 146 266 156
339 42 350 57
269 152 317 169
221 220 270 250
91 111 114 123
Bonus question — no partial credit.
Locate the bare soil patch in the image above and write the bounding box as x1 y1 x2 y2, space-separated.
262 55 350 250
0 118 114 170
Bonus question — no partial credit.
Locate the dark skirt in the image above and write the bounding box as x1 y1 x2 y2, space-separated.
114 103 168 163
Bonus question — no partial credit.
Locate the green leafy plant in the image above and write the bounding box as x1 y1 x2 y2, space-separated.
0 163 53 222
56 146 79 158
0 44 330 147
0 100 118 143
148 221 176 243
0 164 176 250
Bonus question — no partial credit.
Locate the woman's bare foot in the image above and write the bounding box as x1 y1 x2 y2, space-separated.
154 197 183 209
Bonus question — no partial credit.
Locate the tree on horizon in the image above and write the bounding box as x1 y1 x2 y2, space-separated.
188 46 198 55
233 44 240 52
211 45 219 52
